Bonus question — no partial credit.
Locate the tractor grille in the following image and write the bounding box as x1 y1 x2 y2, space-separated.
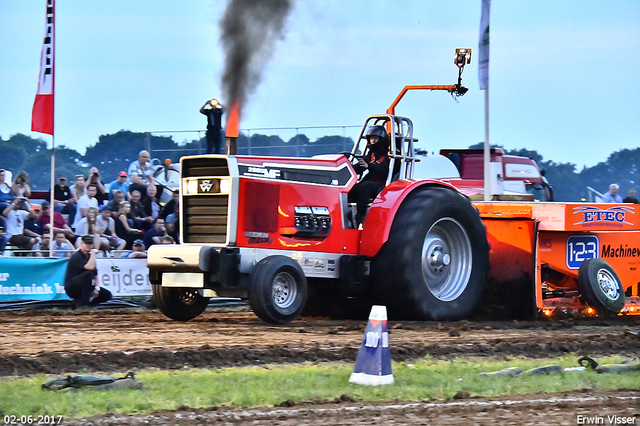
182 158 230 177
182 157 230 244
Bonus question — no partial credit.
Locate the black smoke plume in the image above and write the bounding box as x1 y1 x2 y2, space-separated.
219 0 292 115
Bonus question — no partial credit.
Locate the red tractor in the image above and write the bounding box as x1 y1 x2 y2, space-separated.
147 108 491 323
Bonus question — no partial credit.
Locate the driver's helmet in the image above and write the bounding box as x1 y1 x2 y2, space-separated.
364 125 389 148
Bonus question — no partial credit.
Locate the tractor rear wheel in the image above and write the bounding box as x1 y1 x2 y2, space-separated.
249 256 308 324
577 258 625 316
373 187 489 320
152 285 210 321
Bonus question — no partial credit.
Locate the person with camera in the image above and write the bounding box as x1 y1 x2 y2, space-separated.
64 235 112 309
2 196 41 254
200 98 224 154
85 167 107 205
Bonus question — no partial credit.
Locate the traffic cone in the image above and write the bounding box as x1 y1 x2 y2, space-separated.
349 305 394 386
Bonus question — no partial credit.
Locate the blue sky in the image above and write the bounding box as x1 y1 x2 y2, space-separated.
0 0 639 170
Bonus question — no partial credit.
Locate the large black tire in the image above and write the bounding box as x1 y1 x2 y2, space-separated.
577 258 625 316
373 187 489 320
249 256 308 324
152 285 210 321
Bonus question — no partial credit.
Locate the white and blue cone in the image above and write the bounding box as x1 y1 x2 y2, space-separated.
349 305 394 386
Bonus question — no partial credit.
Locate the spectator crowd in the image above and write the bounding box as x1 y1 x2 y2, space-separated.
0 150 179 257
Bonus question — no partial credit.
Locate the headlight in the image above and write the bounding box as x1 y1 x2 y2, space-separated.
219 178 231 194
184 179 199 195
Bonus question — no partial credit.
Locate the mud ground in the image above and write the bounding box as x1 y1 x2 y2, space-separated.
1 307 640 425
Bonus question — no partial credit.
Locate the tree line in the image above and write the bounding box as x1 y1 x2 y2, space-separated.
1 131 636 202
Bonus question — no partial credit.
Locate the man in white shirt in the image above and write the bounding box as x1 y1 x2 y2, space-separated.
73 184 99 229
602 183 623 203
2 196 40 251
96 206 126 252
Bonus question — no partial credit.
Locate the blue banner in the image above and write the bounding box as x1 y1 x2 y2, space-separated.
0 258 153 302
0 258 68 301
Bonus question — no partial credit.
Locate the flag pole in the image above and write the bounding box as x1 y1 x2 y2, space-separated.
479 0 490 201
30 0 56 257
48 0 56 258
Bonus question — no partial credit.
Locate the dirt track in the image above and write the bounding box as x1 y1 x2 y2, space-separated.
1 307 640 424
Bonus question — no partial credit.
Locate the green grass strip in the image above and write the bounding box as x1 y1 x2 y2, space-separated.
1 354 638 419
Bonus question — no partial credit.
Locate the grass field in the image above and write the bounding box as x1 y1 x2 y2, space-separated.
1 355 638 419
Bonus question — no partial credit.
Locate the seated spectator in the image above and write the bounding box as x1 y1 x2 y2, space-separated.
0 215 7 255
50 175 77 223
38 201 78 246
143 218 167 249
165 203 179 243
115 201 143 249
73 183 99 229
3 197 40 254
125 239 147 258
141 185 161 221
50 231 73 258
70 174 86 203
127 150 155 201
129 190 153 231
11 171 31 198
161 235 175 244
0 169 15 212
107 190 125 218
107 171 129 201
96 206 126 254
159 189 179 220
74 206 101 249
85 167 108 205
24 205 44 257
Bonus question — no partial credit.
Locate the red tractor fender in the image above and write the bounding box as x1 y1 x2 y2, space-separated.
358 179 462 257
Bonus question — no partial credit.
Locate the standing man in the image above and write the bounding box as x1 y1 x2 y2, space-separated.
623 188 639 204
602 183 623 203
64 235 112 309
200 98 224 154
128 150 156 201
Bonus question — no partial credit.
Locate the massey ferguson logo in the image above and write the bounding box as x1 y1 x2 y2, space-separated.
573 206 634 226
199 180 214 192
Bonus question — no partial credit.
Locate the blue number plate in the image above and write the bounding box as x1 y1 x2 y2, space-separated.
566 235 599 270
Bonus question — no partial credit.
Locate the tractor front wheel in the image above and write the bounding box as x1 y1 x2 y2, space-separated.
152 285 210 321
249 256 308 324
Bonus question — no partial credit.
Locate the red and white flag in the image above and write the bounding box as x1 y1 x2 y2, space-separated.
32 0 55 135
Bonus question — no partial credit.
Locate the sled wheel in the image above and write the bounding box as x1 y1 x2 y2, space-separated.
374 187 489 320
152 285 210 321
249 256 308 324
577 258 625 316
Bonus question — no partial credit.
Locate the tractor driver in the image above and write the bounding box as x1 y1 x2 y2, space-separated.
348 125 391 227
